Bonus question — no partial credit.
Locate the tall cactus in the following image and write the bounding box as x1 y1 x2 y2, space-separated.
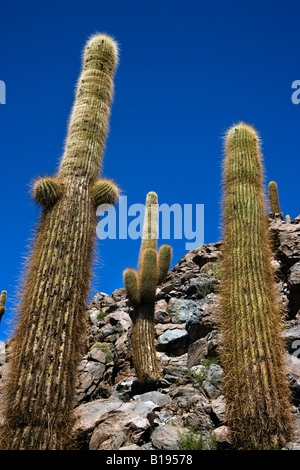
268 180 281 214
220 123 293 449
124 192 172 386
0 34 119 450
0 290 7 323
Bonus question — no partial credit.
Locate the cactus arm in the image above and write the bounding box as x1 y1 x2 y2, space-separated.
123 268 140 307
91 179 119 206
32 177 64 207
157 244 172 284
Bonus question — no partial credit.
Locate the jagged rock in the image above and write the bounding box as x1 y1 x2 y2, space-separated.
185 293 219 343
154 299 170 323
273 220 300 268
151 424 182 450
133 391 170 408
167 298 201 323
288 262 300 317
203 364 224 398
0 342 5 366
187 337 208 368
214 425 231 449
210 396 226 424
156 327 188 355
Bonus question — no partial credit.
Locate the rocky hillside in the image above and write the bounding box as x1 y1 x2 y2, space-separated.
1 215 300 450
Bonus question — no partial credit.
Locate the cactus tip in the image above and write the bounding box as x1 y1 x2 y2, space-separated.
84 33 119 65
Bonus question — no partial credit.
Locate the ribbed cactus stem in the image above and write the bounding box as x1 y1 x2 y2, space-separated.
124 192 172 386
220 123 293 449
268 181 281 214
0 290 7 322
1 34 119 450
285 214 291 224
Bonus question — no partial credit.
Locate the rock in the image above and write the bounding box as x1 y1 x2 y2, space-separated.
157 328 188 355
151 424 182 450
214 425 231 449
167 298 201 324
288 262 300 317
154 299 170 323
89 399 158 450
133 391 170 408
75 357 106 402
119 444 144 450
275 223 300 268
111 378 136 402
210 396 226 424
187 337 208 368
192 243 222 268
0 342 5 366
203 364 224 398
186 294 218 343
73 398 123 439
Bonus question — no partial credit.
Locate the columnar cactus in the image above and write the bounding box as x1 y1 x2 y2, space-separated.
220 122 293 449
124 192 172 386
0 290 7 323
285 214 291 223
1 34 119 450
268 180 281 214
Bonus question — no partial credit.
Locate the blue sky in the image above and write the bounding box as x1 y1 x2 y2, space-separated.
0 0 299 341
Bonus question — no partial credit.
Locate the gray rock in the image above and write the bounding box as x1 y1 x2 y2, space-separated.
203 364 224 398
187 337 208 368
167 298 200 324
133 391 170 408
0 342 5 366
111 378 136 402
151 424 182 450
157 328 188 355
210 395 226 423
288 262 300 317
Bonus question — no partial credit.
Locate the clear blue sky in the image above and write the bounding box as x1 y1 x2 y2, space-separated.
0 0 299 341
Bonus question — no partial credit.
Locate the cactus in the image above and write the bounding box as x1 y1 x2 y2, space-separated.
268 180 281 214
285 214 291 224
220 123 293 449
0 34 119 450
124 192 172 386
0 290 7 323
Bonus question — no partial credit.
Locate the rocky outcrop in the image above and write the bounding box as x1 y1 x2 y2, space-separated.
0 215 300 450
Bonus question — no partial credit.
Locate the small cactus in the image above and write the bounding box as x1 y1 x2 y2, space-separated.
285 214 291 223
124 192 172 386
268 181 281 214
0 290 7 323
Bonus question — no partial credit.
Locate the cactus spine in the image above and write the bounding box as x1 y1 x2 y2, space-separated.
220 123 293 449
124 192 172 386
0 290 7 323
1 34 119 450
268 180 281 214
